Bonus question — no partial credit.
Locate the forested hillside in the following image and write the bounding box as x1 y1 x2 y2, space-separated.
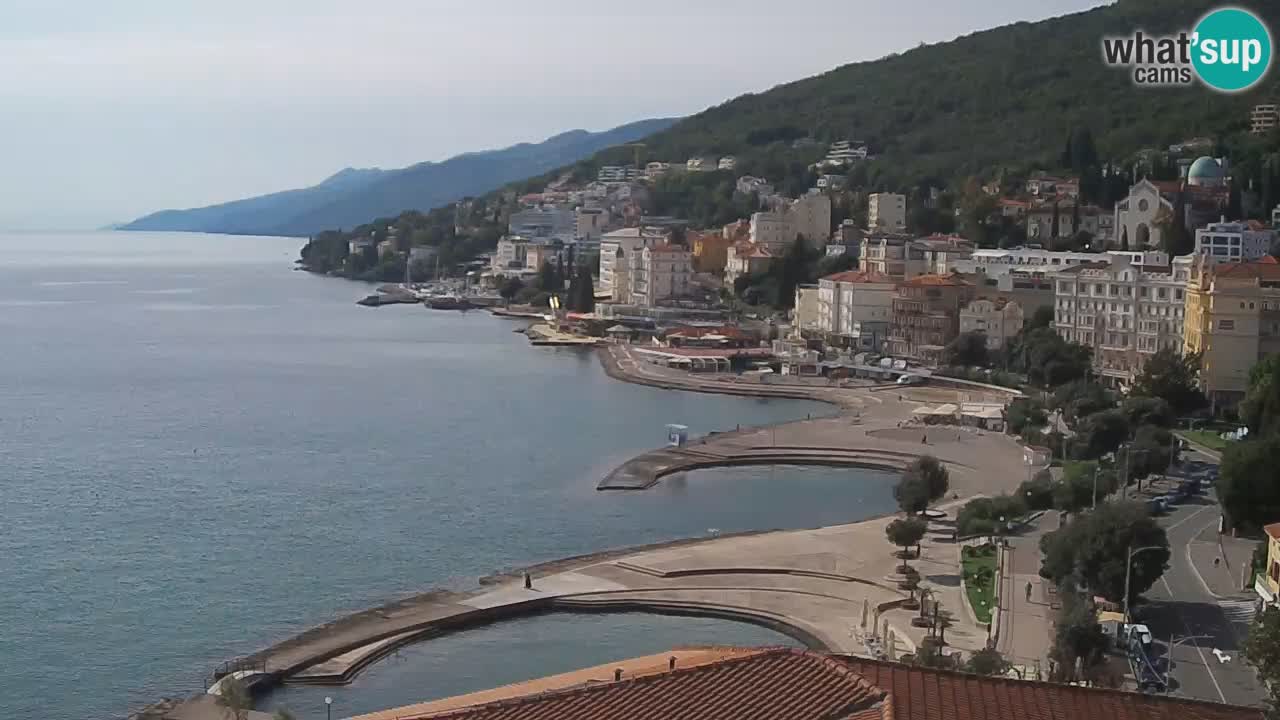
574 0 1278 191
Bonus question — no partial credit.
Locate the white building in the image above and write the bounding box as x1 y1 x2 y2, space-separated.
747 193 832 252
823 140 868 167
749 211 792 252
815 269 897 350
686 157 717 172
868 193 907 232
737 175 774 197
718 156 737 171
598 166 641 183
1194 219 1275 263
1113 179 1173 250
628 243 693 307
491 237 529 273
645 162 673 180
508 207 575 242
598 227 669 297
1253 104 1279 134
959 298 1025 351
788 192 832 248
1052 254 1193 387
793 285 822 334
952 248 1128 278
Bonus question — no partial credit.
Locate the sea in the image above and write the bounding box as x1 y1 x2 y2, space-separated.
0 231 897 720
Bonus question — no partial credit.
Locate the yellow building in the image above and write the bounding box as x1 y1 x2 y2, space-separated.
1258 523 1280 607
1183 256 1280 410
691 231 730 273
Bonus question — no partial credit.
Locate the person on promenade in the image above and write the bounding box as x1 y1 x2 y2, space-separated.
1025 582 1033 602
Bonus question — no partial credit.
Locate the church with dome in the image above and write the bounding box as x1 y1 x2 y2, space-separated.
1113 156 1230 249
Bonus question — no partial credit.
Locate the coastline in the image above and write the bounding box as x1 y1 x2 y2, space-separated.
153 329 1025 719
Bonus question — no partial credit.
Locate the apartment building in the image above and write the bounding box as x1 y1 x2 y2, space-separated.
1184 256 1280 409
508 207 575 242
915 234 976 274
598 166 642 183
724 242 774 284
1194 219 1275 263
575 207 609 242
822 140 869 167
644 162 673 180
598 227 669 297
858 234 920 280
748 193 832 252
628 244 693 307
868 193 907 232
1052 255 1192 387
959 298 1025 351
1253 103 1280 134
886 274 976 362
815 270 896 351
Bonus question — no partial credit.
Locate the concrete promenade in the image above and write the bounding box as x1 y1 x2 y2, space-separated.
160 343 1035 720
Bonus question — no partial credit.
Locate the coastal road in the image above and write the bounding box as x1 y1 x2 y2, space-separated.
1137 453 1267 708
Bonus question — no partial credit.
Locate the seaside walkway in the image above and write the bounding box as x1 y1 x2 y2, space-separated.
164 343 1036 720
234 500 1002 691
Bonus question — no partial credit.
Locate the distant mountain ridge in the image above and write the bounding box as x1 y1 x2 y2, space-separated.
119 118 677 237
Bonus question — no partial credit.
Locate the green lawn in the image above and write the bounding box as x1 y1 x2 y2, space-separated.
961 544 998 625
1180 430 1231 453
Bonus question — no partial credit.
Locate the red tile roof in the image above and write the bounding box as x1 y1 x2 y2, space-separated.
396 649 1261 720
824 270 894 284
903 273 971 287
418 649 888 720
840 657 1262 720
648 243 690 254
1265 522 1280 541
1211 258 1280 281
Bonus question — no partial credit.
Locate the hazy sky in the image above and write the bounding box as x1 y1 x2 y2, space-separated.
0 0 1103 229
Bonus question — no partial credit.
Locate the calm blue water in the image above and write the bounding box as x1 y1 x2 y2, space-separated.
0 232 895 720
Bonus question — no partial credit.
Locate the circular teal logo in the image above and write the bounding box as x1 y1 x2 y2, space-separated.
1192 7 1272 92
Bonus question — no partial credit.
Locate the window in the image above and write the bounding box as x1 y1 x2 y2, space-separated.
1157 288 1167 299
1176 289 1184 300
1220 320 1236 330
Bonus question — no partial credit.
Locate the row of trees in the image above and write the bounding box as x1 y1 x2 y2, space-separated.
497 260 596 311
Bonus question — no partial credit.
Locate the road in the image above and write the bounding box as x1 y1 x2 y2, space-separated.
1136 451 1267 707
996 516 1056 677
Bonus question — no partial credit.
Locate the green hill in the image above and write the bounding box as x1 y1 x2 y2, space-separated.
579 0 1278 188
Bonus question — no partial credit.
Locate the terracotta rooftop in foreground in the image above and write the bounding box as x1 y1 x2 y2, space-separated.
348 648 767 720
841 656 1260 720
1265 522 1280 542
351 648 1262 720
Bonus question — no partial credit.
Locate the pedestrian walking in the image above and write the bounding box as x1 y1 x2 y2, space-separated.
523 572 532 590
1025 582 1032 602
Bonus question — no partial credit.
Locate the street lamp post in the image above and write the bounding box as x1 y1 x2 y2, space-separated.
325 696 333 720
1164 634 1212 690
1092 466 1100 509
1123 544 1166 624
